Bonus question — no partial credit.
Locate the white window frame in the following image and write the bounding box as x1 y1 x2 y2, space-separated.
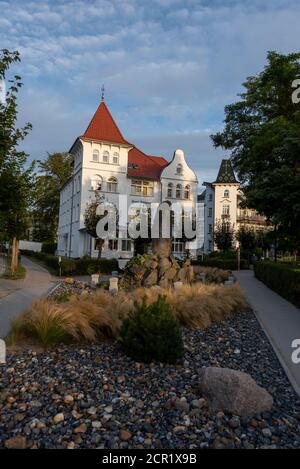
92 149 99 162
223 204 230 215
167 182 173 198
176 184 182 199
103 151 109 163
172 240 184 253
107 176 118 193
112 152 119 165
184 184 190 200
131 179 154 197
121 239 132 252
108 239 118 250
176 164 183 175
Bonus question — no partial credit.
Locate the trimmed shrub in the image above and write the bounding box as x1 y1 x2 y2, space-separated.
254 262 300 308
119 296 184 364
206 250 236 259
19 250 118 276
60 258 77 275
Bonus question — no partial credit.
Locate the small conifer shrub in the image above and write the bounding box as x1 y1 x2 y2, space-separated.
119 295 183 364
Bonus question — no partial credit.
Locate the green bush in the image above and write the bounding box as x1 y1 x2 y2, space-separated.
254 262 300 308
60 258 77 275
119 296 183 364
19 249 118 276
74 257 118 275
192 258 249 270
207 250 236 259
41 242 57 255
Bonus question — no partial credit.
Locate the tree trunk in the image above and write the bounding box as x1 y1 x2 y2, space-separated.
10 237 19 275
97 239 104 260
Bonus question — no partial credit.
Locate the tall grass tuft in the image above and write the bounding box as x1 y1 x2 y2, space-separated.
8 283 248 347
193 266 229 284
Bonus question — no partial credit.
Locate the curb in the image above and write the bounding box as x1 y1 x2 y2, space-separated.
252 306 300 398
45 280 64 298
233 272 300 398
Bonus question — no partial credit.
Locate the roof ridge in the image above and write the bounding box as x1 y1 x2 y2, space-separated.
81 100 130 145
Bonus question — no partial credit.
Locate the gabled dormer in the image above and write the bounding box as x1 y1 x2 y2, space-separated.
160 149 198 201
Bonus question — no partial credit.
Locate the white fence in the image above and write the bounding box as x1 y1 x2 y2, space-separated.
19 240 42 253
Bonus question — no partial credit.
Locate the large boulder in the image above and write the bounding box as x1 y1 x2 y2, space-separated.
161 266 178 281
198 367 273 418
120 253 195 289
158 257 171 278
144 270 158 287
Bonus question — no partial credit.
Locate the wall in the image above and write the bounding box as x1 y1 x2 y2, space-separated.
19 240 42 252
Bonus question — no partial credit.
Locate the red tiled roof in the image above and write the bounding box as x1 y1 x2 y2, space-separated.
78 99 168 180
128 147 168 180
148 155 168 167
81 100 130 145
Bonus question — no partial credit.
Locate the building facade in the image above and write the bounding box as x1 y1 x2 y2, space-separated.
197 159 267 253
57 97 198 260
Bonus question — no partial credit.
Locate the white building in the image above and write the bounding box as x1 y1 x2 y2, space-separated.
197 159 267 254
57 97 198 260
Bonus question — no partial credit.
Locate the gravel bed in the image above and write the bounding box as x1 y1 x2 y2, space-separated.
48 280 93 300
0 311 299 449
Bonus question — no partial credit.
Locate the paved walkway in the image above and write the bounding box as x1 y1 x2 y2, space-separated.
234 270 300 397
0 256 58 339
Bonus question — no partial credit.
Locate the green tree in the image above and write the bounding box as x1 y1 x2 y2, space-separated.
84 194 118 260
211 51 300 252
32 152 73 242
236 226 257 252
0 49 33 274
213 221 234 252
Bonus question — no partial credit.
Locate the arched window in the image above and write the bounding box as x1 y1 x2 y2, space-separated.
103 151 109 163
176 164 183 175
224 189 229 198
91 175 102 191
176 184 182 199
184 184 190 199
107 176 118 192
92 149 99 162
167 182 173 198
113 152 119 164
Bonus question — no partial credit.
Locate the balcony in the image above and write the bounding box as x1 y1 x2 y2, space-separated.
237 214 266 225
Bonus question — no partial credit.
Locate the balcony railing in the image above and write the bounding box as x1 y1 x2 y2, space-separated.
237 215 266 225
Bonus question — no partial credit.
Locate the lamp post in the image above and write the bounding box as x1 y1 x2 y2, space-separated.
236 244 240 271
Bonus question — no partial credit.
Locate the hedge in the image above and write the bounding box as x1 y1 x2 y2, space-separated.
254 261 300 308
41 242 57 255
20 250 118 276
192 258 249 270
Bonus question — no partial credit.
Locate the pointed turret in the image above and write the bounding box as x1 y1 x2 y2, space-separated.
214 159 238 184
81 100 130 145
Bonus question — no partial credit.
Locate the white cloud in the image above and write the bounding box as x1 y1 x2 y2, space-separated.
1 0 300 180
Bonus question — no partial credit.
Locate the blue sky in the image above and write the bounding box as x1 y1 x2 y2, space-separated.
1 0 300 185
